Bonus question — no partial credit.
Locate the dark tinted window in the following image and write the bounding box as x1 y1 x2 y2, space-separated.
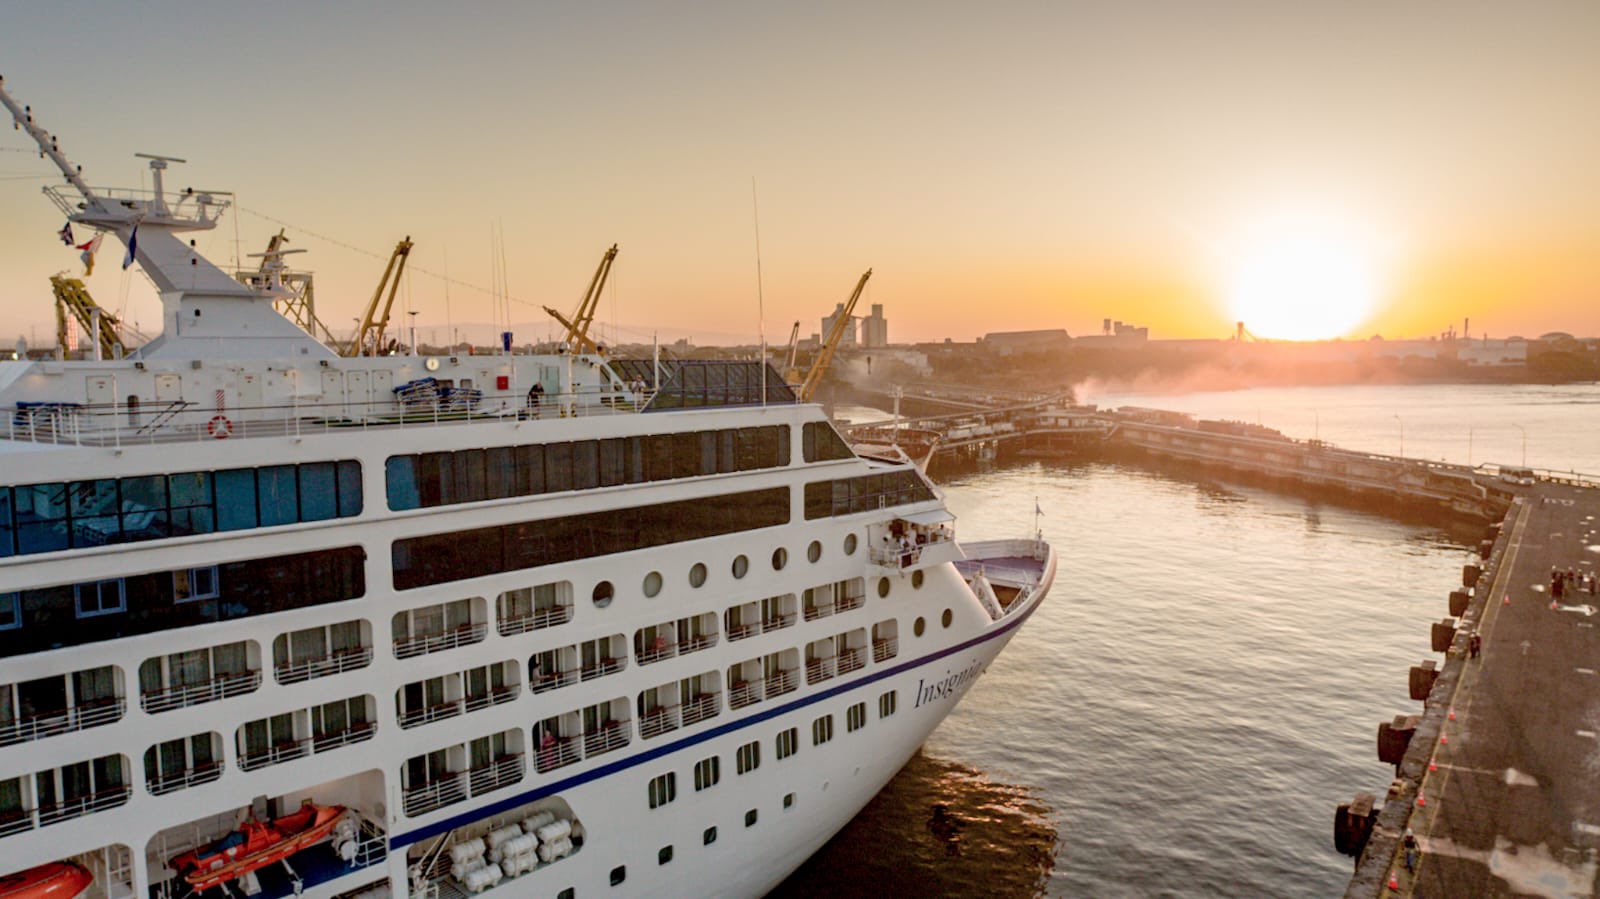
803 469 935 519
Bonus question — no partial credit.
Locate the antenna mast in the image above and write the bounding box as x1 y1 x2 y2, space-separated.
0 74 95 200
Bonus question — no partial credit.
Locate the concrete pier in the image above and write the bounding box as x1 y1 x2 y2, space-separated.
1343 482 1600 897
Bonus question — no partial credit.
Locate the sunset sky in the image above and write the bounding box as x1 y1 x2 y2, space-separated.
2 2 1597 346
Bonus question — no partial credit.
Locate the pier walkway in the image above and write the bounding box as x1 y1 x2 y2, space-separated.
1349 482 1600 897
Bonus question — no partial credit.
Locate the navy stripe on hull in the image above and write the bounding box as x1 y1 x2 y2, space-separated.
391 592 1044 849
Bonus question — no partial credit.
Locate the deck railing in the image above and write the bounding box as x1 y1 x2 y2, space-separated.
679 633 716 655
639 706 681 740
583 723 629 757
636 640 677 665
462 685 520 715
803 601 835 622
398 700 464 730
534 736 582 773
403 771 468 817
142 670 261 714
837 591 866 613
238 738 311 772
680 694 719 726
312 721 376 754
837 647 866 674
806 658 835 685
393 623 487 660
530 669 580 695
762 613 796 633
273 647 373 685
727 620 758 641
467 754 525 796
873 637 899 663
146 761 223 796
32 784 132 829
729 681 763 710
0 697 124 747
580 657 625 681
497 604 573 636
764 669 797 698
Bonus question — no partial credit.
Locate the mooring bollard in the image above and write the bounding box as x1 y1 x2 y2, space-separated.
1378 714 1420 765
1334 791 1379 857
1463 563 1482 588
1449 590 1470 617
1432 618 1457 653
1409 659 1438 700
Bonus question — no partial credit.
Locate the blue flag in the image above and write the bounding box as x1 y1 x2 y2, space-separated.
57 222 74 246
122 225 138 270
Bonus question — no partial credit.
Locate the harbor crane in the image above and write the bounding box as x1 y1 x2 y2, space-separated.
781 320 801 385
347 236 413 356
797 269 871 403
236 230 340 347
50 274 125 359
544 244 618 356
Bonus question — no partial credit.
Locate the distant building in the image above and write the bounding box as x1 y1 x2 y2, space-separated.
980 329 1070 355
860 304 888 348
822 303 857 348
1459 338 1528 367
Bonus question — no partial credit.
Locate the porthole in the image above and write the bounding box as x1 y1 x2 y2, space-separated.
877 578 891 599
942 608 953 628
912 570 924 589
703 826 717 845
642 571 663 598
732 555 750 579
913 617 926 637
843 533 858 556
593 581 615 608
807 540 822 563
783 792 795 810
772 547 788 571
658 845 674 865
689 563 707 588
610 865 626 886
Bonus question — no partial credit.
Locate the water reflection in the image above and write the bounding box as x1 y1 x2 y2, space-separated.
769 751 1057 898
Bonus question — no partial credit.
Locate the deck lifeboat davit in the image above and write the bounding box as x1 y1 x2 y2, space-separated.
168 803 347 892
0 862 93 899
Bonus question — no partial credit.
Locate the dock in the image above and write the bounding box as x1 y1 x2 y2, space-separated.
1339 479 1600 897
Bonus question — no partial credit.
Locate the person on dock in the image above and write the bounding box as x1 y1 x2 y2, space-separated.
1469 632 1482 659
1403 828 1420 872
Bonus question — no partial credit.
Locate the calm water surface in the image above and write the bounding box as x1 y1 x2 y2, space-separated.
777 384 1583 897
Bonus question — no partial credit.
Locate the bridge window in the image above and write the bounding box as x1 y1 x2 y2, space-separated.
0 461 360 558
74 580 126 618
803 421 855 462
803 469 936 520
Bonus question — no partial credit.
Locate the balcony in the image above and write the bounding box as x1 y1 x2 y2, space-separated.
636 640 677 666
394 623 487 660
0 697 124 747
399 700 464 731
762 613 796 633
274 647 373 685
580 657 625 682
239 738 311 772
837 647 866 675
467 754 525 796
806 658 835 685
462 685 520 715
403 771 468 817
639 706 681 740
146 761 223 797
873 638 899 663
802 602 835 623
32 784 132 829
729 680 763 710
312 722 376 754
534 736 582 773
764 669 797 699
679 633 716 655
142 670 262 714
530 669 579 695
497 605 572 637
582 722 629 757
680 693 719 726
727 620 758 641
837 592 866 613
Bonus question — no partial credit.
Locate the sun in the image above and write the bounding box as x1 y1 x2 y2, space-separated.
1223 216 1385 341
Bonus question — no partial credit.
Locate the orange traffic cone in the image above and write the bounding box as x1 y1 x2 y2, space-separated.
1448 709 1456 721
1428 760 1437 772
1503 595 1511 605
1440 733 1448 745
1388 871 1400 890
1416 792 1427 807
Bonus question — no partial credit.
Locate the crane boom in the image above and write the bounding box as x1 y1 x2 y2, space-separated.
51 275 125 359
782 320 802 385
798 269 871 402
543 244 618 356
347 237 413 356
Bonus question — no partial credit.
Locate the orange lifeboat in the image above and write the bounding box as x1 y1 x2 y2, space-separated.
168 803 347 892
0 862 93 899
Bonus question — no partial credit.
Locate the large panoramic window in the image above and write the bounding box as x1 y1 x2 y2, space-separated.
0 461 362 558
0 545 365 659
392 487 790 590
803 469 937 520
802 421 855 462
385 425 790 511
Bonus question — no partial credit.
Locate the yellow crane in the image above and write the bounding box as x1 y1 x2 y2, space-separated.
797 269 871 402
347 236 414 357
543 244 618 356
236 229 339 346
51 274 125 359
781 320 802 385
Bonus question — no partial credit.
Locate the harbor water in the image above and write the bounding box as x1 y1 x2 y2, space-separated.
775 383 1595 897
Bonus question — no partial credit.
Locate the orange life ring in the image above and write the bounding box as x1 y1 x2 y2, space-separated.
207 414 233 439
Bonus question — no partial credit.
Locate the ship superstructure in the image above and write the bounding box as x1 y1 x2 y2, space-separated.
0 76 1056 899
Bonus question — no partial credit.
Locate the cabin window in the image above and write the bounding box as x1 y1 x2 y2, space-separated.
736 740 760 775
777 727 800 759
648 772 677 809
694 756 720 791
811 715 833 746
879 690 898 718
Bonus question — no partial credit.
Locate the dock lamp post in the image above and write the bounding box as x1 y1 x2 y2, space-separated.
1513 423 1527 467
1394 414 1404 458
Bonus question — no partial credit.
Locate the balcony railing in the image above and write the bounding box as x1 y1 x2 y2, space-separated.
142 670 262 714
394 623 487 660
274 646 373 685
837 647 866 674
583 723 629 757
399 700 464 730
680 694 719 726
636 641 677 665
403 771 468 817
497 604 573 637
146 761 223 796
530 669 580 695
838 592 866 613
873 637 898 663
729 680 762 710
762 612 796 633
580 657 625 681
32 784 132 829
468 754 525 797
764 669 797 698
727 620 758 641
806 658 836 685
238 738 311 772
534 736 582 773
679 633 716 655
463 684 520 714
639 706 681 740
0 697 125 747
312 721 376 754
803 602 835 622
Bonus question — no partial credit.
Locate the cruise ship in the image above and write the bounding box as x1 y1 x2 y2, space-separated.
0 76 1057 899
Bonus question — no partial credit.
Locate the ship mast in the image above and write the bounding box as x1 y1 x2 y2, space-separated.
0 74 96 201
